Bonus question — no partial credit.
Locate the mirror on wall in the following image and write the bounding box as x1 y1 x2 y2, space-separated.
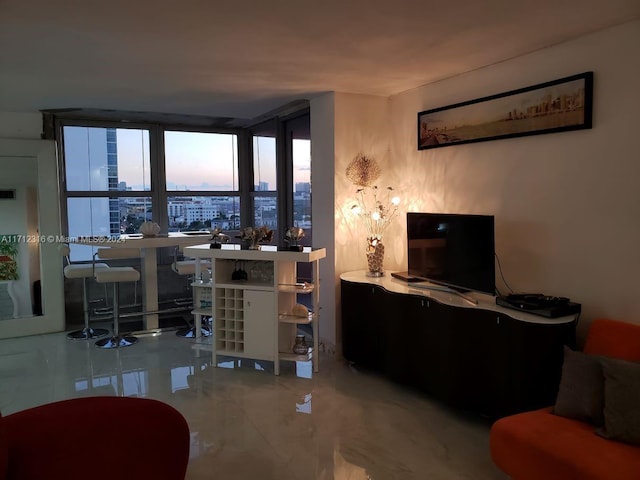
0 158 42 320
0 139 64 339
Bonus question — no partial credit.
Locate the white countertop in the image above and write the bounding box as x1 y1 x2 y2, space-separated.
184 244 327 262
340 270 577 325
72 231 214 248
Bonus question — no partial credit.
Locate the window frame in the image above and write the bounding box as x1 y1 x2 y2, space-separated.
54 107 309 259
161 126 246 236
248 120 280 235
56 120 244 234
247 108 310 245
57 119 157 248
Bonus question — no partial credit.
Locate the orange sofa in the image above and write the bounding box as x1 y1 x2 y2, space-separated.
490 319 640 480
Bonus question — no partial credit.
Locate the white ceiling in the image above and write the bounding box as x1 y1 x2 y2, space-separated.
1 0 638 123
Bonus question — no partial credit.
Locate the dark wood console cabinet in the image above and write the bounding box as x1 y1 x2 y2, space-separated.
341 272 577 418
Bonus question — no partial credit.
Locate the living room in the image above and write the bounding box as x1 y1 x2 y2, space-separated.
1 10 638 350
320 20 640 350
1 2 639 478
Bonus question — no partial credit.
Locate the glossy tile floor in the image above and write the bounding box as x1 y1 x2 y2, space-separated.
0 329 507 479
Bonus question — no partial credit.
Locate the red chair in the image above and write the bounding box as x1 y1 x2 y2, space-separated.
0 396 190 480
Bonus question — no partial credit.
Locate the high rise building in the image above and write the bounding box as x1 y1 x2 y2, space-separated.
106 128 120 235
65 126 121 241
295 182 310 193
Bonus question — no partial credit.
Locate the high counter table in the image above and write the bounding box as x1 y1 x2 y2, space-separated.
71 232 214 330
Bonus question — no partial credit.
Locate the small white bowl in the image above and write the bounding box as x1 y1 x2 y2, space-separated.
139 221 161 237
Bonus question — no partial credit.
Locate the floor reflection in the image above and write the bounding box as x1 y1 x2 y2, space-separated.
0 329 505 480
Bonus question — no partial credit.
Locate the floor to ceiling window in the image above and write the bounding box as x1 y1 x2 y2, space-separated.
288 116 312 247
62 125 151 261
251 123 279 234
56 107 310 261
164 131 241 233
249 110 311 247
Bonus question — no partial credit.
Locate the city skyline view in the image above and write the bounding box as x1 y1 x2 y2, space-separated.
113 129 310 191
421 77 586 128
63 126 311 260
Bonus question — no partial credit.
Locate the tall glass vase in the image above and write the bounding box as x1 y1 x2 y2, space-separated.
366 236 384 277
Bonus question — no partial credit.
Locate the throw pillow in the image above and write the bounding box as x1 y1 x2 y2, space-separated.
597 357 640 445
553 346 605 426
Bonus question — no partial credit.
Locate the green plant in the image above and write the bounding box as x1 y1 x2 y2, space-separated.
0 240 18 258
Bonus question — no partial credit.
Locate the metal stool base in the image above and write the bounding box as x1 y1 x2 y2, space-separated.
176 326 212 338
95 335 138 349
68 327 110 341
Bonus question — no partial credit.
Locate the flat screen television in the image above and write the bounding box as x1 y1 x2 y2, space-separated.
407 212 495 295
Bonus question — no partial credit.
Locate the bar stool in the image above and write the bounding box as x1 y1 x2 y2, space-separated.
93 247 141 349
172 247 212 338
58 244 110 340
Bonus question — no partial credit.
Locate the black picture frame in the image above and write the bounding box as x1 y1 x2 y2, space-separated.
417 71 593 150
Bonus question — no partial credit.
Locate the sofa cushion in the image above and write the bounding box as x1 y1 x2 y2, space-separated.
490 407 640 480
597 357 640 445
584 319 640 361
553 346 604 426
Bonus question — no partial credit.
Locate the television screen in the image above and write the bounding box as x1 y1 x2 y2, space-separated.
407 213 495 295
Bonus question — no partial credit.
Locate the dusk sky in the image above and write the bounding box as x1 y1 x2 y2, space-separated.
116 129 310 191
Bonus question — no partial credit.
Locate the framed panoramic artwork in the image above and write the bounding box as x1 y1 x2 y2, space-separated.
417 71 593 150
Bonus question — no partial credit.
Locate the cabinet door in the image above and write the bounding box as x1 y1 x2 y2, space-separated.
243 289 275 361
341 280 385 370
385 293 443 392
505 318 576 415
438 307 508 416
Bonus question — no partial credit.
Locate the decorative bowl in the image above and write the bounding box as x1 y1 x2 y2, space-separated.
139 221 161 237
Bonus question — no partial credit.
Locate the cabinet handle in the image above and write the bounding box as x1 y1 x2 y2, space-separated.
421 300 430 308
496 317 500 325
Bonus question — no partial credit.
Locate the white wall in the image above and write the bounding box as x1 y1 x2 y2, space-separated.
313 92 392 350
0 112 41 139
334 93 394 274
386 20 640 339
310 94 337 349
